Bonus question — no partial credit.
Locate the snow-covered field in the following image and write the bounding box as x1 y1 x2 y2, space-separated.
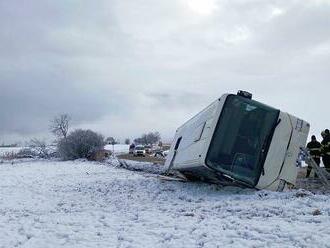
104 144 129 155
1 160 330 248
0 147 23 157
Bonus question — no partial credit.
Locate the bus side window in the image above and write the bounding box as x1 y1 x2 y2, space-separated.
194 122 206 142
174 137 182 151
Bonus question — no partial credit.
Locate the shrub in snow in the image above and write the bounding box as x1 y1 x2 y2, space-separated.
57 129 105 160
312 209 322 216
29 139 52 158
16 148 38 158
0 147 41 160
0 151 18 160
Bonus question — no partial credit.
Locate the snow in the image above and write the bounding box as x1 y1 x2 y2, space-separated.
104 144 129 155
1 159 330 247
0 147 23 157
117 159 166 175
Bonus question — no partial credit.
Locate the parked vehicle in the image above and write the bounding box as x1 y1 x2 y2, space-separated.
153 149 165 158
162 150 169 157
165 91 310 191
133 146 146 157
129 144 135 154
144 145 152 154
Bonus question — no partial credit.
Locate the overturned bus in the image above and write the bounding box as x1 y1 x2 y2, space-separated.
164 91 310 191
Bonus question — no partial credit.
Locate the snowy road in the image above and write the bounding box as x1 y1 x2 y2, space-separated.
1 160 330 248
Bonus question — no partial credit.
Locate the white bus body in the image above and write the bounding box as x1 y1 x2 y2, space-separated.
165 92 310 191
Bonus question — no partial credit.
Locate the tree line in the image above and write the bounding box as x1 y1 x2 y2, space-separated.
21 114 161 160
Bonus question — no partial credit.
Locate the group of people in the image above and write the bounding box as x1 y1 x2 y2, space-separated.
306 129 330 178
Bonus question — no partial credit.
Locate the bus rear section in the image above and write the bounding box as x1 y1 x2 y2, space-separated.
165 92 310 191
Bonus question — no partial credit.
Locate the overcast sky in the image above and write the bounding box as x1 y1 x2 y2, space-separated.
0 0 329 144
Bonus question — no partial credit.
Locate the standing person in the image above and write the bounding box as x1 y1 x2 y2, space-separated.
321 129 330 172
306 135 322 178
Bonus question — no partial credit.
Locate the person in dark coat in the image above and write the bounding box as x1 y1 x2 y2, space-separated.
306 135 322 178
321 129 330 172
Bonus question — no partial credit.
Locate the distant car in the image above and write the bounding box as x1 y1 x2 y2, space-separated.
129 144 135 154
153 149 169 159
144 145 152 154
153 150 165 158
162 150 169 157
133 146 146 157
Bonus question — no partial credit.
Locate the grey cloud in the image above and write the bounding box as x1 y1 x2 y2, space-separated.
0 0 329 143
255 4 330 52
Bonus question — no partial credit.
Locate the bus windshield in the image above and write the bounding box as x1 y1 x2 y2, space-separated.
206 95 280 186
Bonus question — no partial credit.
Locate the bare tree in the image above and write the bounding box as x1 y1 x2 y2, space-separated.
106 137 117 145
146 132 161 144
125 138 131 145
50 114 71 139
134 132 161 145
